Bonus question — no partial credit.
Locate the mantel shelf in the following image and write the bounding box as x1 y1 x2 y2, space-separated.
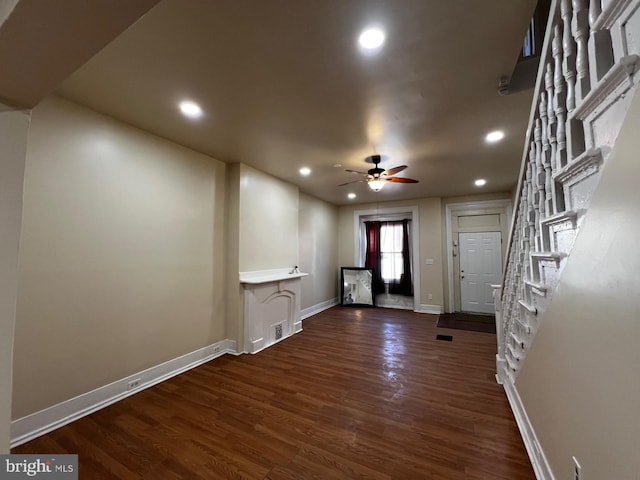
239 269 308 284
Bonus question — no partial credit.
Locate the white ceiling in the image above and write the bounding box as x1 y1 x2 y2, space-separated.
54 0 537 205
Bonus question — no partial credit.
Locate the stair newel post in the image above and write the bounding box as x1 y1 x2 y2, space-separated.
572 0 591 101
588 0 614 85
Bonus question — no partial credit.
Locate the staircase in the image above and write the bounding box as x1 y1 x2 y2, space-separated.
496 0 640 385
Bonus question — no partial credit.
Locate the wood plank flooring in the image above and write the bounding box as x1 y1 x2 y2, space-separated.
13 307 534 479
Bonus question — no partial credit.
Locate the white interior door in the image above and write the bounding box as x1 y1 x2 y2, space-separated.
459 231 502 314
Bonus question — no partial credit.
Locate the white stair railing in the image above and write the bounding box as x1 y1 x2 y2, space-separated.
498 0 640 383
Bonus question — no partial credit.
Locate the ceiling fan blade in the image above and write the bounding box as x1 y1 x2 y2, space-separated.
387 177 419 183
345 169 369 176
384 165 407 176
338 179 366 186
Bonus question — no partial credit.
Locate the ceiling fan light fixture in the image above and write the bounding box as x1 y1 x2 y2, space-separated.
368 179 386 191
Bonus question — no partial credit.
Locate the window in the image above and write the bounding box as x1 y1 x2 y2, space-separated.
380 223 404 282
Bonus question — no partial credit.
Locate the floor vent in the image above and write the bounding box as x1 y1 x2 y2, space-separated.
436 334 453 342
274 324 283 341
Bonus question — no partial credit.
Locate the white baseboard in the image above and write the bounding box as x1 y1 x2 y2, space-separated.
301 297 339 320
503 378 555 480
11 338 237 448
416 303 444 314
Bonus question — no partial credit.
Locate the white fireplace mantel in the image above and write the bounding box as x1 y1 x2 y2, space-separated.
239 268 308 284
239 268 308 354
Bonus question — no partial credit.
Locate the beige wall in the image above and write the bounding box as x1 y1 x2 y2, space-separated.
12 96 227 418
0 106 29 452
337 198 444 309
298 193 339 309
516 90 640 479
238 164 299 271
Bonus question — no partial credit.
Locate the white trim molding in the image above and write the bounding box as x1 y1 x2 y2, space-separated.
445 199 513 313
417 304 444 315
301 297 339 320
11 339 237 448
503 379 555 480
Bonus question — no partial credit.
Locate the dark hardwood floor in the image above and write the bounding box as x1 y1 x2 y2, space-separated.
13 307 534 479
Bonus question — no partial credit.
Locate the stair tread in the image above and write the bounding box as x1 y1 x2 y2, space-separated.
553 149 603 183
540 209 583 226
570 55 640 121
530 251 566 259
524 278 547 290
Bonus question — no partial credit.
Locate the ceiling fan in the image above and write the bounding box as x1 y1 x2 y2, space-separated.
339 154 419 191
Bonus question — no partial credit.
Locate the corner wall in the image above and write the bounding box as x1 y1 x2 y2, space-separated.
12 96 227 419
299 193 339 310
238 164 299 271
0 105 29 452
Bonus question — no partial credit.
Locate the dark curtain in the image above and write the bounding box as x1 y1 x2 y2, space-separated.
364 219 413 297
388 219 413 296
364 221 384 294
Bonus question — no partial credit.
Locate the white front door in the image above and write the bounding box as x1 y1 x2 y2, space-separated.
459 231 502 314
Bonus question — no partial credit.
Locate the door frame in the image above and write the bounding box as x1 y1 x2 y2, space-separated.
458 230 503 314
353 205 422 313
445 199 512 313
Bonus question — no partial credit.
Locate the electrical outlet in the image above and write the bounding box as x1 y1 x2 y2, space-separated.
127 378 141 391
213 345 221 353
572 456 581 480
428 294 433 300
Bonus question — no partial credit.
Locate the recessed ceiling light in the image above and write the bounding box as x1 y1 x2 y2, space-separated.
348 193 357 199
475 179 487 186
179 101 203 119
299 167 311 176
358 27 385 50
485 130 505 143
333 163 343 168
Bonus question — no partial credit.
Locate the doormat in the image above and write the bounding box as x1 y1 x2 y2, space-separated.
437 313 496 334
